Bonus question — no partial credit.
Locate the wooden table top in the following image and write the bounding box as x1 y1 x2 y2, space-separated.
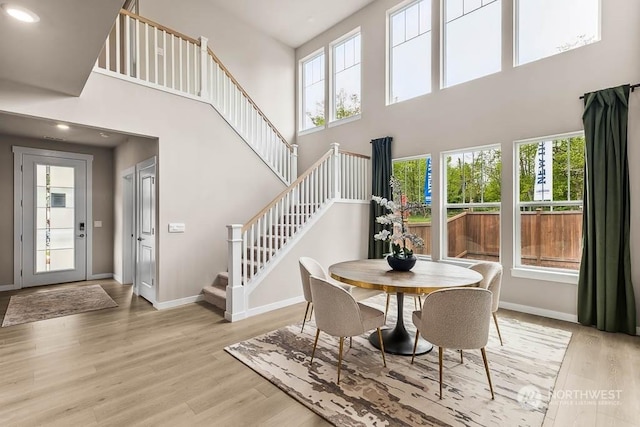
329 259 483 294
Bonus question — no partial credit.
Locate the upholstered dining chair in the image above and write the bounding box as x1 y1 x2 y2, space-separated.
469 261 504 345
298 257 381 333
309 275 387 384
411 287 495 400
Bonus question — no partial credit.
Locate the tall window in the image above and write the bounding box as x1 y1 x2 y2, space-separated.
393 155 433 257
443 0 501 87
388 0 431 104
443 146 501 262
516 0 600 66
300 50 325 131
515 134 585 271
331 31 361 122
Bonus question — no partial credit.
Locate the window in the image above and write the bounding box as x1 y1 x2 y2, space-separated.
443 0 501 87
515 134 585 272
516 0 600 66
300 50 325 131
443 146 501 262
331 31 361 122
388 0 431 104
393 155 433 257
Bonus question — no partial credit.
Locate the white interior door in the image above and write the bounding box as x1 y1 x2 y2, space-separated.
20 154 89 287
136 157 156 303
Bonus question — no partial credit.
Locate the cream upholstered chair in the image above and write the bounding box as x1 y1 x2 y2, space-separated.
298 257 381 333
469 262 504 345
309 275 386 384
411 287 495 400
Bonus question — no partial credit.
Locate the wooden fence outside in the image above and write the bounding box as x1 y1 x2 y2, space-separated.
406 211 582 270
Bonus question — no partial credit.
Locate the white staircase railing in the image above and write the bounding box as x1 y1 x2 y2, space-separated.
225 143 370 321
95 9 295 184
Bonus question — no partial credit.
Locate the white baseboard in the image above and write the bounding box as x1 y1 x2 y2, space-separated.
0 284 17 292
246 295 305 318
225 310 247 322
499 301 578 323
89 273 113 280
154 294 204 310
113 274 123 284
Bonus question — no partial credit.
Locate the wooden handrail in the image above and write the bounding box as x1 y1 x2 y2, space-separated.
207 47 292 151
340 150 370 159
242 149 334 232
119 9 201 46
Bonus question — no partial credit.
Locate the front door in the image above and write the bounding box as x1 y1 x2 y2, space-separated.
136 157 156 303
19 152 89 287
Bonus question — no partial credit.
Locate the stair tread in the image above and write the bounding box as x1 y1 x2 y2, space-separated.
203 285 225 297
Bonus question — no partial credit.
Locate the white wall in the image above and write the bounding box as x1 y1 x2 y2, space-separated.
295 0 640 325
139 0 296 143
0 74 286 303
248 201 370 312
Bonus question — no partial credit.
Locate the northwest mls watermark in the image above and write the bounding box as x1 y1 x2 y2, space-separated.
517 385 623 410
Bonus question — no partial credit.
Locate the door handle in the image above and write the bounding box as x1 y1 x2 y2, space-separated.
78 234 85 238
137 237 143 241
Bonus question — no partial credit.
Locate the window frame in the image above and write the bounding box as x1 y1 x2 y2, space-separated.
440 143 502 266
513 0 602 67
512 131 585 284
386 0 432 106
329 27 362 126
298 48 326 135
441 0 502 89
392 153 433 260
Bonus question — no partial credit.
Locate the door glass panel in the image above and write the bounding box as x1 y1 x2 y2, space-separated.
36 164 75 272
142 176 152 234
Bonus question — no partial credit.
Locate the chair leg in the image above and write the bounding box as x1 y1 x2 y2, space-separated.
310 329 320 363
438 347 444 400
349 336 352 349
481 347 495 400
337 337 345 384
460 350 463 364
377 328 387 367
301 301 311 333
309 305 314 320
384 294 390 323
414 296 418 310
411 330 420 364
493 312 503 346
418 295 422 307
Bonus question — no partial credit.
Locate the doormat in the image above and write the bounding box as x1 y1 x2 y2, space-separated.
2 285 118 327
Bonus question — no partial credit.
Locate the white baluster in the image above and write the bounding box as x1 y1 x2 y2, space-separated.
125 15 131 76
115 16 120 73
162 30 167 86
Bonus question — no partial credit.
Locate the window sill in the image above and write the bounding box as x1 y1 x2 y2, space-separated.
511 267 578 285
328 114 361 128
298 126 325 137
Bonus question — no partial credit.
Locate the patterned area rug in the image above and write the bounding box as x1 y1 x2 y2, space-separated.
2 285 118 327
225 296 572 426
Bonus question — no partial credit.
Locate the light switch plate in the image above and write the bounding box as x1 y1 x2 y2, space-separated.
168 223 185 233
94 221 102 228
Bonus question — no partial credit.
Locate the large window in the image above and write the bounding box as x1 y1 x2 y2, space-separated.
388 0 431 104
443 146 501 262
393 155 433 257
300 50 325 131
515 134 585 272
516 0 600 66
331 31 361 122
443 0 501 87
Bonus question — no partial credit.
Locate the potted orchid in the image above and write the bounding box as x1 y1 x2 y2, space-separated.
372 177 425 271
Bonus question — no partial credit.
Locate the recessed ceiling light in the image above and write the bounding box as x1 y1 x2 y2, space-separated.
99 132 110 138
56 123 70 130
2 4 40 23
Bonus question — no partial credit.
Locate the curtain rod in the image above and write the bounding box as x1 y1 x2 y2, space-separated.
579 83 640 100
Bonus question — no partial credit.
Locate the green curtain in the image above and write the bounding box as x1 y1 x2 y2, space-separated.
368 137 392 259
578 84 636 334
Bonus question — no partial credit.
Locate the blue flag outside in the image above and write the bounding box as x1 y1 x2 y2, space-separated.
424 157 432 205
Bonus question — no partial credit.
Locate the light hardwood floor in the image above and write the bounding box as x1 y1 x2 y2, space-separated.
0 280 638 426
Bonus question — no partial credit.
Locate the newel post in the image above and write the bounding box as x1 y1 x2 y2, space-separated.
225 224 245 322
199 36 209 100
290 144 299 181
330 142 341 199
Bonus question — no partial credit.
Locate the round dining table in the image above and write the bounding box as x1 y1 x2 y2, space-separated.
329 259 483 356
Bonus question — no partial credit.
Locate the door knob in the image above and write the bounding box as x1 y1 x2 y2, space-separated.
78 234 85 238
137 237 143 241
